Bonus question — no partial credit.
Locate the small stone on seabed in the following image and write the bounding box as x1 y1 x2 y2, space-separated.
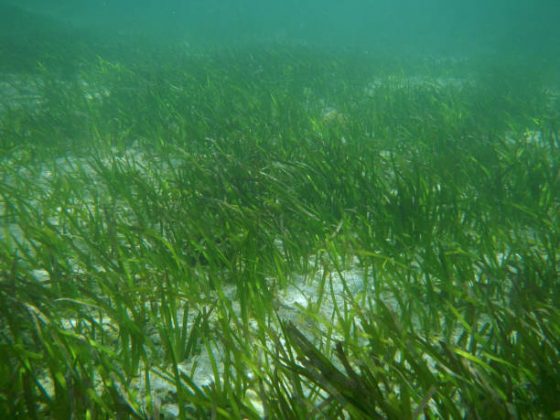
31 269 50 282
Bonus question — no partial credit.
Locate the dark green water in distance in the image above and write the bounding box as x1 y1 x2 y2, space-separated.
3 0 560 55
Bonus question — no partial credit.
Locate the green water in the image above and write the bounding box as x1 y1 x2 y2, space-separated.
1 1 559 418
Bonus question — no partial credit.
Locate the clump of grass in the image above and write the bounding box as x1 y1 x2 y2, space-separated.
1 33 559 418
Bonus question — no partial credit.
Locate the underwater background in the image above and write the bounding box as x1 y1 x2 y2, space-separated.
5 0 560 54
1 0 559 418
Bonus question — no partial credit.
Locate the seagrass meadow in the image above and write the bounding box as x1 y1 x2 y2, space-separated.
1 2 560 419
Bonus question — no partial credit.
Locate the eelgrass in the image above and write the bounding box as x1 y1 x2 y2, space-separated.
1 32 559 418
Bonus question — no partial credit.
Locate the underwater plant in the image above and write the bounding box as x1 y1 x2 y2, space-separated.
1 24 559 417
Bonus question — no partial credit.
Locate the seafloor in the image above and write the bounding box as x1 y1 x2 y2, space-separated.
1 12 559 417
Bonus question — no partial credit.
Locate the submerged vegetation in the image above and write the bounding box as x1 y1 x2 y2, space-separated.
1 9 560 418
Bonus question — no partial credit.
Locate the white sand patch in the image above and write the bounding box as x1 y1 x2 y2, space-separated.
0 73 111 116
